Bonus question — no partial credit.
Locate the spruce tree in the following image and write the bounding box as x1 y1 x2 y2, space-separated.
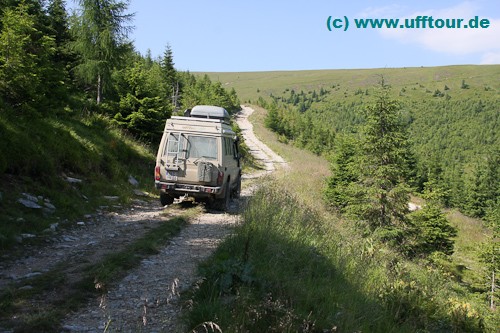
46 0 73 104
324 134 361 212
70 0 133 104
161 44 176 88
407 204 457 256
0 1 55 112
356 81 411 231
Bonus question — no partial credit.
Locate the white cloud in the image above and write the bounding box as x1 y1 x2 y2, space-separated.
364 2 500 60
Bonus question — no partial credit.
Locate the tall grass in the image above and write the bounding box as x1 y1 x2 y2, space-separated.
185 102 498 330
188 182 493 332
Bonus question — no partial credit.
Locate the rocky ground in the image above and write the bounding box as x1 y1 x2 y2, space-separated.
60 205 241 333
0 106 286 333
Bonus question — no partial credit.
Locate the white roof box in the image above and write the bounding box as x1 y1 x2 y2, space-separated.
190 105 230 122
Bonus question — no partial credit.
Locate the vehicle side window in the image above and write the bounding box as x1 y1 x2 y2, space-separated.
223 137 233 156
233 140 239 159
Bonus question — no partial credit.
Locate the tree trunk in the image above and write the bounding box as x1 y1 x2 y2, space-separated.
96 73 102 104
491 269 496 310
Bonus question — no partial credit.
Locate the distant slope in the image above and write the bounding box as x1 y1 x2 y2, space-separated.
198 65 499 217
196 65 500 102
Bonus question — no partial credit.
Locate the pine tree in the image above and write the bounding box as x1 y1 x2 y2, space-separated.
357 81 411 230
0 1 56 112
407 204 457 256
70 0 133 104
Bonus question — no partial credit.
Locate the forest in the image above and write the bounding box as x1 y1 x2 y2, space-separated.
0 0 240 146
260 75 499 222
0 0 240 247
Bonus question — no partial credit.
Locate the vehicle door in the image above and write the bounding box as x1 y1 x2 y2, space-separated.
160 132 187 181
222 136 240 189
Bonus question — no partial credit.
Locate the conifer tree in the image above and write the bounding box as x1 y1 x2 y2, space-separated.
323 134 361 211
160 45 182 110
0 1 55 112
324 81 413 245
407 204 457 256
70 0 133 104
46 0 73 103
356 81 411 230
161 44 176 89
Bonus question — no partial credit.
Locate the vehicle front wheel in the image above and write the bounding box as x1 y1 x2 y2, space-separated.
160 192 175 206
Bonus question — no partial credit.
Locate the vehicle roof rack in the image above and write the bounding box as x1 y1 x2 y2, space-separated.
189 105 230 123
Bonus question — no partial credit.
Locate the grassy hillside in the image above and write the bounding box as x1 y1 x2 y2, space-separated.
0 112 156 250
198 65 500 102
186 66 498 331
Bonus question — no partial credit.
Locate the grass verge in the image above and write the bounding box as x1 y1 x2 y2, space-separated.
185 183 496 332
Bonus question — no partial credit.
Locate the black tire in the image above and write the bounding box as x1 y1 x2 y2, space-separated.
213 181 230 211
160 192 175 206
233 174 242 199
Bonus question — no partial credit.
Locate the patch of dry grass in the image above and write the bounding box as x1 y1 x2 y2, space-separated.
247 104 331 212
447 209 491 282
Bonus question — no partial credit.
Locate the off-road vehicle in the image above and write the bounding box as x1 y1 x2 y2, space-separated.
154 105 241 210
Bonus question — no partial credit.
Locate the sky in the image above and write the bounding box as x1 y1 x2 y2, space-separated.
69 0 500 72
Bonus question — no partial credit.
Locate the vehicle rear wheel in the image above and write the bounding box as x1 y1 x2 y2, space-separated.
213 182 230 211
160 192 175 206
233 174 242 199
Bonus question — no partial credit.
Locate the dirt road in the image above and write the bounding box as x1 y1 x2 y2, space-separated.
0 105 285 332
235 105 288 177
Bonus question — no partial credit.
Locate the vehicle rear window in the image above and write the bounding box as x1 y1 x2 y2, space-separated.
164 133 185 160
187 136 218 160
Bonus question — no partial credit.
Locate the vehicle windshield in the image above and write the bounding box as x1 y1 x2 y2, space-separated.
187 136 218 160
